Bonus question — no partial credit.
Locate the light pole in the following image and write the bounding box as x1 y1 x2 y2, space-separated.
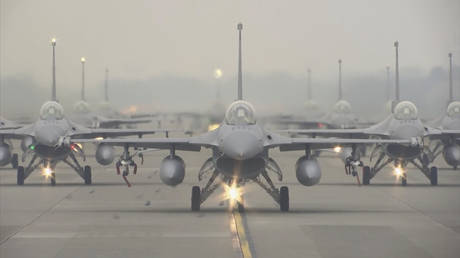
80 57 86 101
51 38 57 101
214 68 223 100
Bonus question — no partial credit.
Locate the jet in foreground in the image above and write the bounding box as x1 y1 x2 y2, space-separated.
77 24 416 211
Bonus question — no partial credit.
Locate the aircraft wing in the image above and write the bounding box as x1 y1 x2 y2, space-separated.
96 116 152 128
264 133 417 151
0 124 35 139
71 129 219 151
425 129 460 140
69 128 174 139
275 128 389 138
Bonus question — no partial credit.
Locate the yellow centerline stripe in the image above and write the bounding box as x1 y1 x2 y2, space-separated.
233 210 253 258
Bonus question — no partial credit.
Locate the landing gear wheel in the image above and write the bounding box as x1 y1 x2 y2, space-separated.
191 186 201 211
401 173 407 186
430 166 438 186
50 172 56 186
84 166 92 185
11 153 18 169
362 166 371 185
237 200 245 213
280 186 289 212
17 166 24 185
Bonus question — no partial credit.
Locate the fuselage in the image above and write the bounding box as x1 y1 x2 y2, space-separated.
32 119 72 161
214 123 266 179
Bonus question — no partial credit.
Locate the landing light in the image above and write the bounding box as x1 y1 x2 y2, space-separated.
334 146 342 153
393 166 404 177
223 182 242 203
42 167 53 178
94 137 104 141
208 123 220 131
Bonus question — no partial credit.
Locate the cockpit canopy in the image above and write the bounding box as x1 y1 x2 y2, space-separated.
333 100 352 114
73 100 91 113
394 101 418 120
225 100 256 125
447 101 460 119
40 101 64 120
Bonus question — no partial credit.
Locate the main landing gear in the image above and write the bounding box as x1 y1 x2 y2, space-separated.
192 158 289 212
362 153 438 186
17 152 91 185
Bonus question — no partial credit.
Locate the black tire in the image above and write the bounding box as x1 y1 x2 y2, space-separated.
401 173 407 186
11 153 18 169
430 166 438 186
280 186 289 212
237 201 245 213
17 166 24 185
362 166 371 185
50 172 56 186
84 166 92 185
191 186 201 211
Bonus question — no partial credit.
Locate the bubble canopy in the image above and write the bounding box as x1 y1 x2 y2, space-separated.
73 100 91 113
447 101 460 119
394 101 418 120
225 100 256 125
40 101 65 120
333 100 352 114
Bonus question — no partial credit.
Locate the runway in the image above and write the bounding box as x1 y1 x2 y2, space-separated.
1 146 460 258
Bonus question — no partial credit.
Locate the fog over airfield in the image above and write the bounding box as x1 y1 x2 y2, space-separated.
1 0 459 119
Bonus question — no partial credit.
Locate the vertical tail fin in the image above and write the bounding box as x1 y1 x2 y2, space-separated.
81 57 86 101
386 66 391 102
449 53 453 103
394 41 400 102
104 68 109 102
307 68 312 101
338 59 343 100
237 23 243 100
51 38 57 101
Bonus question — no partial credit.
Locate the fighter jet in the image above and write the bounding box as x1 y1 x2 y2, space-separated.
268 61 367 130
282 42 460 186
75 24 417 211
0 40 166 186
425 53 460 168
70 66 151 129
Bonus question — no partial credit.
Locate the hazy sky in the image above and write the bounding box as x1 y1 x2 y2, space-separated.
1 0 459 118
1 0 459 83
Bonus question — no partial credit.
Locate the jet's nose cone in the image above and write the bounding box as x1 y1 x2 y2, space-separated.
35 126 64 147
220 131 263 160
